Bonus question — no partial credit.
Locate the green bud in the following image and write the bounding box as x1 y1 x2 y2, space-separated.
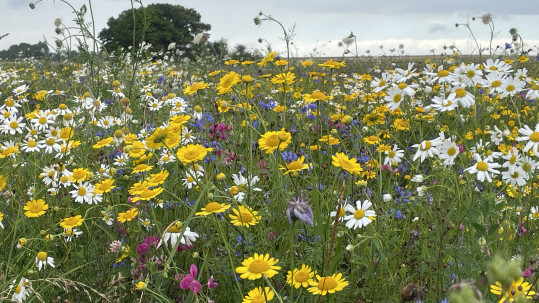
487 255 523 288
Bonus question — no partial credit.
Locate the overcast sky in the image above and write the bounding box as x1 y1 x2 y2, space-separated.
1 0 539 56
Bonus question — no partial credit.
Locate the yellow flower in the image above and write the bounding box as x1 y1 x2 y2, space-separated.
135 281 147 290
332 152 363 174
318 59 346 69
217 71 241 95
301 60 314 67
146 170 169 186
23 199 48 218
287 264 316 288
127 141 146 158
258 129 292 154
279 156 309 175
117 208 139 223
92 137 114 149
242 286 275 303
131 187 164 202
60 215 84 229
71 168 90 183
196 201 231 216
183 81 209 96
176 144 212 164
270 71 296 85
308 273 348 295
0 174 6 191
146 127 179 150
132 163 153 174
235 253 280 280
258 51 277 67
229 205 260 227
490 277 535 303
363 135 379 145
94 179 115 194
319 135 340 146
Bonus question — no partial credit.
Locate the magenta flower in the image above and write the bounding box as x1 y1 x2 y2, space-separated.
179 264 201 295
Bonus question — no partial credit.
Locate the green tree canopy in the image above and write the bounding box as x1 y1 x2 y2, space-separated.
98 4 211 54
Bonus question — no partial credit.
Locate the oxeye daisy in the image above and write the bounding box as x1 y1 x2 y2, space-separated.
516 123 539 155
70 182 96 204
412 138 441 163
229 205 261 227
35 251 55 271
343 200 376 229
438 140 460 166
242 286 274 303
9 277 31 303
195 201 230 216
0 211 4 229
308 273 348 295
287 264 316 288
23 199 48 218
157 221 199 248
235 253 280 280
464 154 501 183
384 145 404 166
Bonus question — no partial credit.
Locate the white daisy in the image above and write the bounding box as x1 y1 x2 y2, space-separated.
36 251 55 271
438 140 460 166
228 172 261 202
529 206 539 220
384 144 404 166
516 123 539 155
412 138 441 163
501 166 528 186
10 277 31 303
464 154 501 183
70 182 95 204
343 200 376 229
157 222 199 248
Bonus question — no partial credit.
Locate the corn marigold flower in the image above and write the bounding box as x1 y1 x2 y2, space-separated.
287 264 316 288
176 144 212 165
60 215 84 229
135 281 147 290
490 277 535 302
270 71 296 85
217 71 241 95
183 82 209 96
332 152 362 174
258 129 292 154
195 201 231 216
229 205 261 227
117 208 139 223
242 286 274 303
236 253 280 280
308 273 348 295
94 179 115 194
280 156 310 175
23 199 48 218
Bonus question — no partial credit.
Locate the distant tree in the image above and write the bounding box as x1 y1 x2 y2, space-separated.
229 44 259 61
98 4 211 55
0 41 49 60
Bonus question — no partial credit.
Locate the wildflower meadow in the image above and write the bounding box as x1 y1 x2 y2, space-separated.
1 3 539 303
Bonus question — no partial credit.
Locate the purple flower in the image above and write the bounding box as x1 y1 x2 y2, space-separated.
286 194 314 226
522 266 532 278
137 242 150 255
207 275 218 289
179 264 201 295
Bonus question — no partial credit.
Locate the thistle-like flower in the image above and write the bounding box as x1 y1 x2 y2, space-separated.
286 194 314 226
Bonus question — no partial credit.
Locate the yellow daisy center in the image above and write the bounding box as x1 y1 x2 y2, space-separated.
37 251 48 261
266 134 280 147
241 211 253 223
248 259 270 274
9 121 18 129
204 202 222 212
420 141 431 151
530 132 539 142
318 277 338 290
447 147 456 156
491 80 502 88
295 271 309 282
466 70 475 78
393 94 402 102
354 209 365 220
476 161 488 171
78 187 87 196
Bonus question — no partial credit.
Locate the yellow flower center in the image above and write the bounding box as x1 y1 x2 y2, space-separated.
510 155 517 164
184 150 200 160
530 132 539 142
5 98 14 107
241 211 253 223
388 150 396 158
64 113 73 121
248 259 270 274
60 176 68 183
28 140 37 147
37 251 48 261
39 117 47 124
354 209 365 220
420 141 431 151
506 85 515 92
393 94 402 102
59 103 67 110
229 185 239 195
252 295 265 303
476 161 488 171
15 285 21 294
204 202 222 212
29 203 43 213
378 80 386 87
167 225 181 233
318 277 338 290
9 121 18 129
491 80 502 88
295 271 309 282
437 70 449 77
288 161 303 170
78 187 87 196
266 134 280 147
447 147 456 156
466 70 475 78
398 83 407 90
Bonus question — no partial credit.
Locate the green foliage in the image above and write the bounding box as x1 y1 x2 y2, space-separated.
98 3 211 55
0 41 50 60
487 255 523 288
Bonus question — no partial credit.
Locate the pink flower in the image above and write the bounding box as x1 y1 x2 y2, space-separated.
179 264 201 295
207 275 218 289
523 266 532 278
